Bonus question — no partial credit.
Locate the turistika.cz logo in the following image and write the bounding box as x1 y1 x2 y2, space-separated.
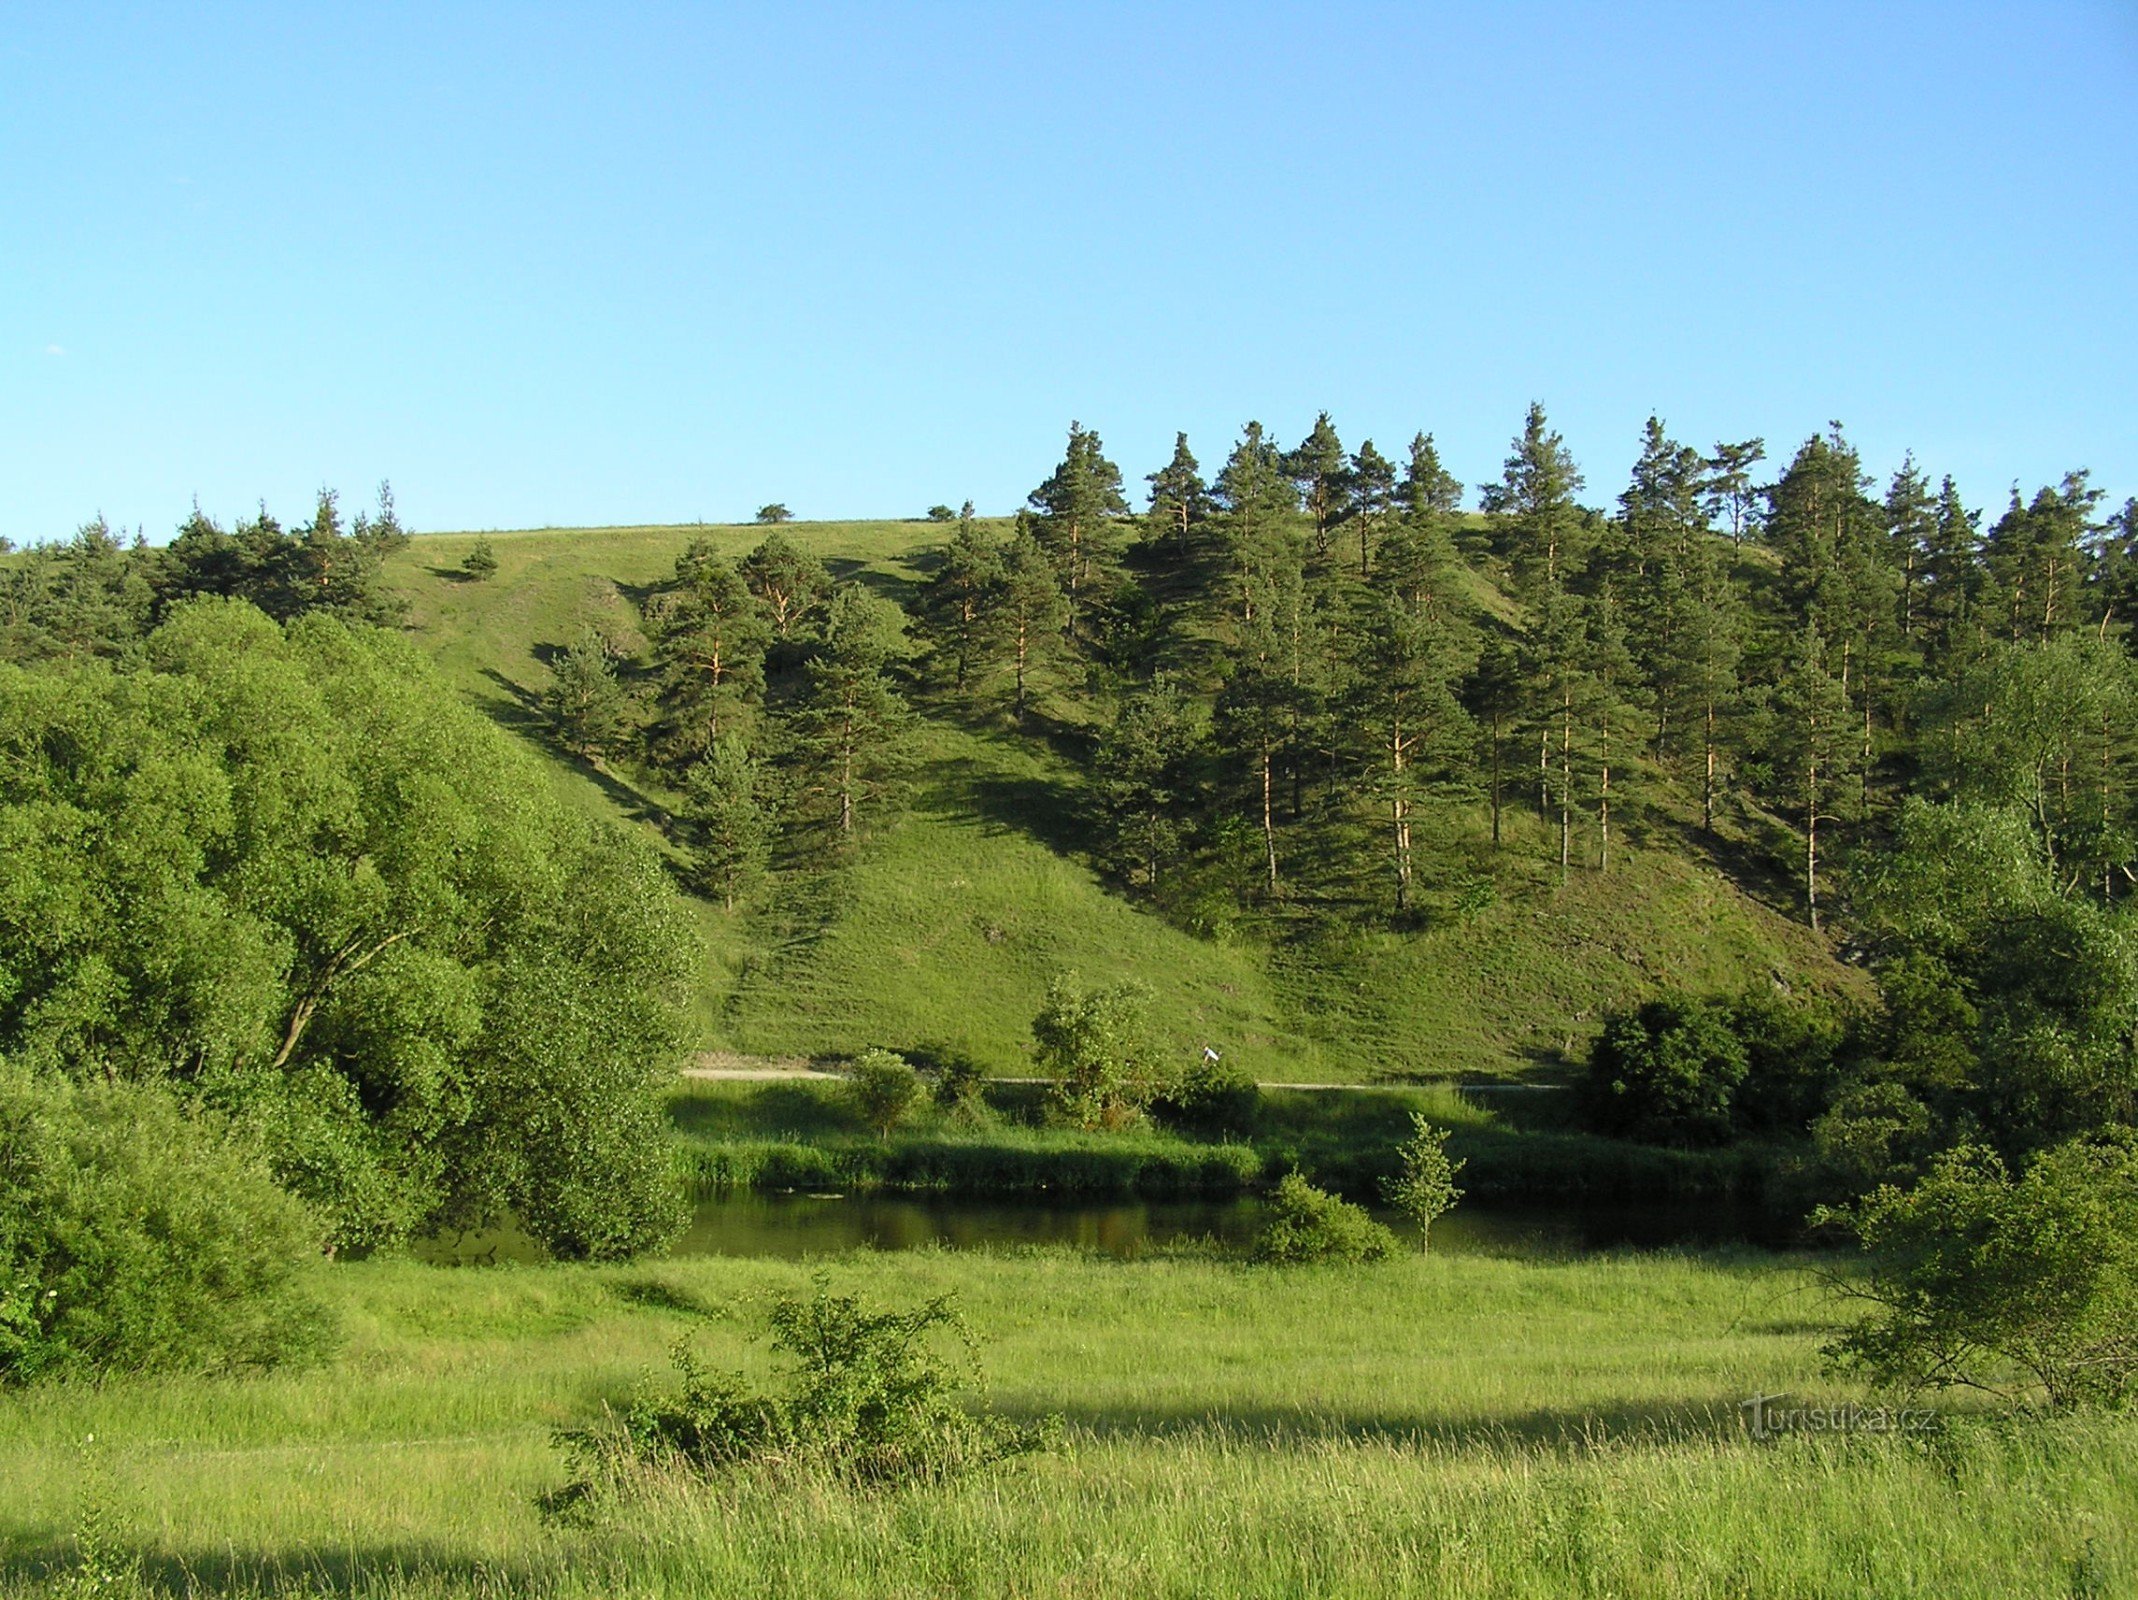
1739 1392 1939 1440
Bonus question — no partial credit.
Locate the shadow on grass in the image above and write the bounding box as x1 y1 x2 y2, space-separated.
1001 1394 1750 1454
474 666 675 828
0 1536 548 1599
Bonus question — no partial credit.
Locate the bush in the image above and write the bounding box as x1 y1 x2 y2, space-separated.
908 1043 988 1115
0 1067 330 1384
1151 1055 1261 1138
1581 995 1749 1147
1383 1114 1465 1251
1254 1172 1398 1265
549 1280 1053 1511
1034 973 1164 1130
1822 1134 2138 1409
845 1049 922 1139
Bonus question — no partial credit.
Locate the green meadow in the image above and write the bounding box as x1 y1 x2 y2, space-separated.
6 1246 2131 1599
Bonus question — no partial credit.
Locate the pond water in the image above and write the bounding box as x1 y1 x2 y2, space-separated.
421 1189 1790 1266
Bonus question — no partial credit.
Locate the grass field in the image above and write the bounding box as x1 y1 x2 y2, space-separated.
380 520 1863 1083
2 1246 2128 1598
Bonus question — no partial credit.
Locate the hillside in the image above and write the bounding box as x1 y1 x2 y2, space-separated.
384 519 1862 1083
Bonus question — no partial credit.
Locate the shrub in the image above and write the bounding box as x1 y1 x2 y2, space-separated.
1254 1172 1398 1265
1581 995 1749 1147
548 1280 1053 1511
845 1049 922 1139
1822 1134 2138 1409
1151 1054 1261 1139
909 1043 988 1115
1034 973 1163 1130
0 1066 330 1384
1383 1114 1465 1252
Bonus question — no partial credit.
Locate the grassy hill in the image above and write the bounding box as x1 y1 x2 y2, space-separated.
384 519 1862 1083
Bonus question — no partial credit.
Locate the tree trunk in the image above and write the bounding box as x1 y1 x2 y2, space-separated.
1703 697 1717 834
1489 708 1504 848
1260 736 1279 896
1559 688 1573 881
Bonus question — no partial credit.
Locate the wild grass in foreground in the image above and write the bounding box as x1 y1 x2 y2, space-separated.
2 1247 2131 1597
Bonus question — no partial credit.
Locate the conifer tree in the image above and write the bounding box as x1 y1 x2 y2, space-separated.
791 587 909 836
740 532 833 643
462 536 499 582
1094 675 1197 892
1210 421 1301 626
1618 417 1711 767
1341 439 1398 578
546 626 629 761
922 512 1003 692
1701 439 1767 542
1028 421 1129 639
1884 455 1937 642
1284 411 1349 556
686 733 771 910
1145 432 1208 554
995 526 1067 722
647 540 770 765
1480 405 1585 592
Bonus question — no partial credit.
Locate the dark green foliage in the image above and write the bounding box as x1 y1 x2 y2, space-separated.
787 586 911 837
461 536 499 581
755 503 794 524
739 532 831 642
546 624 630 759
550 1280 1054 1508
1151 1053 1261 1139
926 505 956 522
846 1048 922 1139
920 513 1002 693
646 541 770 765
1028 421 1129 639
685 734 770 909
1144 431 1207 553
1094 674 1197 893
1823 1135 2138 1409
0 601 697 1259
0 1066 330 1384
1582 995 1750 1147
1384 1113 1465 1251
1285 411 1349 554
1254 1172 1398 1264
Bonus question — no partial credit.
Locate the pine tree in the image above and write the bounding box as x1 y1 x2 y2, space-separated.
922 512 1003 692
1702 439 1766 542
1094 675 1197 892
1145 432 1208 554
1465 636 1523 848
1480 405 1585 593
1884 455 1937 642
647 540 770 764
1284 412 1349 557
546 626 629 761
1618 417 1710 768
1768 624 1856 931
461 536 499 582
1982 473 2102 641
995 526 1067 722
1028 421 1129 639
686 734 771 910
740 532 833 643
1348 590 1476 910
1210 421 1302 626
790 587 910 836
1921 475 1982 658
1341 439 1398 578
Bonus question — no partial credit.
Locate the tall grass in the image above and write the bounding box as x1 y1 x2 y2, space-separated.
1 1248 2128 1597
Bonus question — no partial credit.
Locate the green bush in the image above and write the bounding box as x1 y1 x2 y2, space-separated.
1822 1134 2138 1409
0 1066 331 1384
846 1049 923 1139
549 1279 1054 1511
1580 995 1749 1147
1152 1055 1261 1138
1035 973 1165 1130
1254 1172 1397 1265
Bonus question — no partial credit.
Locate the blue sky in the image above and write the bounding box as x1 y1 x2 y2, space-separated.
3 2 2132 543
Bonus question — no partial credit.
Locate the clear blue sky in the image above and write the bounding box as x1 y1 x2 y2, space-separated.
4 2 2133 543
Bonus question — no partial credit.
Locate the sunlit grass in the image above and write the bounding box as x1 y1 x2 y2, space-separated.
4 1248 2131 1597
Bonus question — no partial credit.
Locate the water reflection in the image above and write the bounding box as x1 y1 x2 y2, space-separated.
419 1189 1787 1266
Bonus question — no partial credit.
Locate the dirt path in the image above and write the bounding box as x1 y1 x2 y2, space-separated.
682 1053 1564 1092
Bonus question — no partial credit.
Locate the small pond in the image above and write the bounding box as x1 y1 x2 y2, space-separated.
420 1189 1793 1265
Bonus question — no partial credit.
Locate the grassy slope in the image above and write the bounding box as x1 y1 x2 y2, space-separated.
3 1248 2130 1598
386 521 1861 1082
